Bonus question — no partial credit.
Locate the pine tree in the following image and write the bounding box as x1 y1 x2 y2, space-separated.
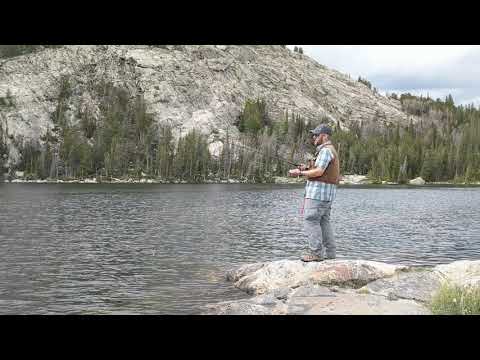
397 156 408 184
0 122 8 175
421 151 435 182
465 165 473 183
281 110 289 139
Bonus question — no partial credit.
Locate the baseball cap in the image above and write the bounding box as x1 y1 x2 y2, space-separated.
310 124 332 136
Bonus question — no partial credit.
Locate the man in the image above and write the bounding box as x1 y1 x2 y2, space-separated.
288 124 340 262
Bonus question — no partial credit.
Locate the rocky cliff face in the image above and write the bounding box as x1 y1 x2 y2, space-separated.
0 45 414 165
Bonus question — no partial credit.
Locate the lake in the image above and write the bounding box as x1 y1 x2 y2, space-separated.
0 183 479 314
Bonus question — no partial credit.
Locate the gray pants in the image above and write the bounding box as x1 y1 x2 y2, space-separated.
303 198 336 259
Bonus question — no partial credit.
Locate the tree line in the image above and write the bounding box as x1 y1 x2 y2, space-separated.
1 83 318 182
333 94 480 183
3 78 214 182
1 77 479 183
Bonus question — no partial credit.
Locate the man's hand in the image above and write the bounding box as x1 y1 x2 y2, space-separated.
298 164 307 171
288 169 301 177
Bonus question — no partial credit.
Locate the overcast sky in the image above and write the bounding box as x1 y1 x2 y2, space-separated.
289 45 480 107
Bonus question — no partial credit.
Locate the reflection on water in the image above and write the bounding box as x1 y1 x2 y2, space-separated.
0 183 479 314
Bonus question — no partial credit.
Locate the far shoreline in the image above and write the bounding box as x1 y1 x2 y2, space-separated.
2 177 480 188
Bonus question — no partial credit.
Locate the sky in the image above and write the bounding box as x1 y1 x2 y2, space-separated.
288 45 480 107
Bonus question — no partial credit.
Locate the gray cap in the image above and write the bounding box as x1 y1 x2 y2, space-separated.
310 124 332 136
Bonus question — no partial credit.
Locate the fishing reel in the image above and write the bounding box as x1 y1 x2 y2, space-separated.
296 156 316 171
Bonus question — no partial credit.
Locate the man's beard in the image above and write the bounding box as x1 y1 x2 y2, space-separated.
313 137 324 146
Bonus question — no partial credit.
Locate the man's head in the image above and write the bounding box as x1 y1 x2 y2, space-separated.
310 124 332 146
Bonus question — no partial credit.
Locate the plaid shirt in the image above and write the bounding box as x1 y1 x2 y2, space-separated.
304 141 337 202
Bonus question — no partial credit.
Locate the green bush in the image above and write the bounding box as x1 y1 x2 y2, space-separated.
429 283 480 315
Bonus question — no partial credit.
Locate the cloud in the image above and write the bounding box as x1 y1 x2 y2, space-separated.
290 45 480 106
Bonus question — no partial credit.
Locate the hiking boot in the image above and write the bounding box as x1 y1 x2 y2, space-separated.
301 254 323 262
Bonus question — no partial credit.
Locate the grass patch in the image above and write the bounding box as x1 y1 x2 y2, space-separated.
429 283 480 315
357 287 370 295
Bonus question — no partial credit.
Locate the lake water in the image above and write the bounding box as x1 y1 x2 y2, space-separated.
0 183 479 314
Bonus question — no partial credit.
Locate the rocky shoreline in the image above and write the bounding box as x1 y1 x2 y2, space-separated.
203 259 480 315
3 177 479 186
2 178 246 184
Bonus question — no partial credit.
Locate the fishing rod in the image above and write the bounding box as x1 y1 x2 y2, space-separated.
215 113 314 170
228 141 303 168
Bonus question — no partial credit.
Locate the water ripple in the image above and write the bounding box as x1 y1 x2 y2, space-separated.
0 183 479 314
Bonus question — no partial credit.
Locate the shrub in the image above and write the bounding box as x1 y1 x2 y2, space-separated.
429 283 480 315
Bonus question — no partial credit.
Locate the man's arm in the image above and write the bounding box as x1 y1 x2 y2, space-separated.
289 165 324 178
300 148 332 178
300 167 325 178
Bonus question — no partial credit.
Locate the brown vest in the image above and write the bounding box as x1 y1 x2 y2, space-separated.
309 144 340 185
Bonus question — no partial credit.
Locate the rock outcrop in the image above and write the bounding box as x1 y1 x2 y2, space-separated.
339 174 370 185
204 259 480 315
434 260 480 288
361 269 443 303
1 45 416 165
226 259 407 295
409 177 426 185
203 284 431 315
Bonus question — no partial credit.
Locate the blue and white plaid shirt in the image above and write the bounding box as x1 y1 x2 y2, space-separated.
304 141 337 202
